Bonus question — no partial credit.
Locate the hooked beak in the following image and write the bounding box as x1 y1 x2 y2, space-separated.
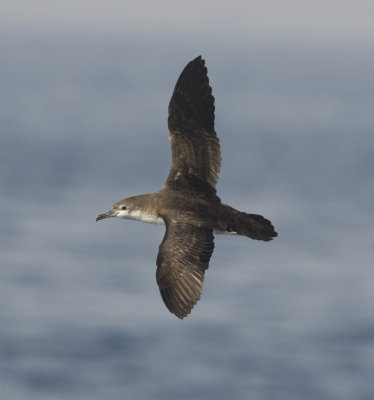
96 210 116 222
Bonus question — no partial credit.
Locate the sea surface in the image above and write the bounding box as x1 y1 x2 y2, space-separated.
1 30 374 400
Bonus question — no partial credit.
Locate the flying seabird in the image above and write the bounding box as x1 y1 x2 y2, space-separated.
96 56 277 319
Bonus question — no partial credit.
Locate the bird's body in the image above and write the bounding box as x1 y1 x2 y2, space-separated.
110 190 276 240
97 56 277 319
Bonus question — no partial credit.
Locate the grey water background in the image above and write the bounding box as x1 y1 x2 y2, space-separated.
1 29 374 400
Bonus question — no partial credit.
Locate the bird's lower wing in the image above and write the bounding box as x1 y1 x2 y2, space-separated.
156 215 215 319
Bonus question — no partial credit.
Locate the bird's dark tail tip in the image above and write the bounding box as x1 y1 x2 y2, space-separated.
236 213 278 242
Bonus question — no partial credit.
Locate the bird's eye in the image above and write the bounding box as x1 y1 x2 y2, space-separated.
121 206 127 210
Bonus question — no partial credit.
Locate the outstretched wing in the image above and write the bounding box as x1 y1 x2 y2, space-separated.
166 56 221 199
156 215 215 319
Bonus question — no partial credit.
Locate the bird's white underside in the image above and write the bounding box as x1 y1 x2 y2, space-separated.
116 209 238 235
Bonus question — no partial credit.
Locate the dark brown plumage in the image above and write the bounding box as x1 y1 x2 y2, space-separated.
156 214 214 319
96 56 277 319
166 56 221 200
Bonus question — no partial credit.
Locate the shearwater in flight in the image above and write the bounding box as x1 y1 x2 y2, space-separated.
96 56 277 319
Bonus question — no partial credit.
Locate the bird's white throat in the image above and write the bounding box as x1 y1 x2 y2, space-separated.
117 209 164 225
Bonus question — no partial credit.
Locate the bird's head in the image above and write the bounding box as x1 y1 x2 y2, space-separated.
96 197 138 221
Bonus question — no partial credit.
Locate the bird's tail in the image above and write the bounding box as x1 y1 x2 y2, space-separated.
217 204 278 241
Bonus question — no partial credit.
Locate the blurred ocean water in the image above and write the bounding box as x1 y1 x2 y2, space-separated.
1 30 374 399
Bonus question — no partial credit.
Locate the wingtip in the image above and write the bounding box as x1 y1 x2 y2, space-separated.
173 308 192 320
191 55 204 64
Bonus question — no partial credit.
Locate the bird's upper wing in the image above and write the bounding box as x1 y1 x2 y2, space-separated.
165 56 221 200
156 213 215 319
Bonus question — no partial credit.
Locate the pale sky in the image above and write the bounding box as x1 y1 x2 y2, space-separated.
3 0 374 42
